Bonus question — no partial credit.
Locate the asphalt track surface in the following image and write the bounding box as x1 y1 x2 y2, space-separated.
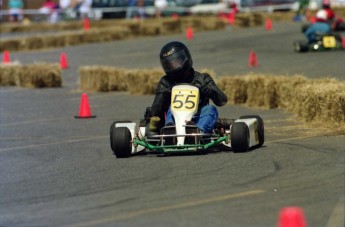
0 21 344 227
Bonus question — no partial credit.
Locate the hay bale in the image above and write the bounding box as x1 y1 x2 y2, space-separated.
22 36 45 51
294 79 345 123
82 30 104 43
235 14 252 27
139 22 161 36
126 69 163 95
274 75 307 110
0 62 61 88
19 63 62 88
0 62 21 86
217 74 345 131
161 19 181 34
0 16 226 52
78 66 219 95
105 27 132 40
0 38 22 52
79 66 128 92
64 32 83 46
217 76 248 104
43 35 66 48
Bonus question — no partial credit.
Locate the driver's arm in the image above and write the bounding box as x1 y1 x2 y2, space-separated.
151 77 171 120
202 75 228 106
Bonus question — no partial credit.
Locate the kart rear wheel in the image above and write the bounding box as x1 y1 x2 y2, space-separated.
110 126 132 158
293 40 309 53
231 122 249 153
239 115 264 148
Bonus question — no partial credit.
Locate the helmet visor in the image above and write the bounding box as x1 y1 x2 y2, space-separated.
161 49 188 73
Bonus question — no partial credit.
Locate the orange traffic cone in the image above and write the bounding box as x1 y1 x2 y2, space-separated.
75 93 96 119
83 18 90 31
248 51 258 68
60 52 69 69
2 50 11 63
278 207 307 227
186 26 194 40
265 18 272 30
228 12 235 25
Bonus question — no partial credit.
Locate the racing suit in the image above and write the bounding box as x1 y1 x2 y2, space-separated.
304 21 331 43
150 69 228 132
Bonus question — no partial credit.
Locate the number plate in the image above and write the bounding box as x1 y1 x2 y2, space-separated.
171 88 199 112
323 36 336 48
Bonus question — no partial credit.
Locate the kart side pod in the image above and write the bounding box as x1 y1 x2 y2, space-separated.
231 116 264 151
111 122 145 155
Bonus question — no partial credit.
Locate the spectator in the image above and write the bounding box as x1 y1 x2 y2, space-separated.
59 0 71 9
154 0 168 18
8 0 24 22
304 9 331 43
59 0 75 20
39 0 59 23
295 0 310 21
229 1 239 14
137 0 145 19
126 0 137 19
77 0 93 19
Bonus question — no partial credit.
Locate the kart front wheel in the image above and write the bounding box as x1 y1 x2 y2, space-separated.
110 127 132 158
293 40 309 53
231 122 249 153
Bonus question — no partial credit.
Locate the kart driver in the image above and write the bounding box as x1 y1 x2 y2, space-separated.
304 9 331 44
321 0 335 22
148 41 228 134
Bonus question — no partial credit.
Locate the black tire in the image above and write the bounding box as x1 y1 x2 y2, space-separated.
239 115 264 148
231 122 249 153
110 121 133 151
293 40 309 53
110 126 132 158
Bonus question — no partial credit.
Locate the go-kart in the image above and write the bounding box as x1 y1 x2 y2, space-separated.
110 84 264 158
293 33 344 52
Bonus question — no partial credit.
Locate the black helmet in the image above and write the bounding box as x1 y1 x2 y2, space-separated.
159 41 193 76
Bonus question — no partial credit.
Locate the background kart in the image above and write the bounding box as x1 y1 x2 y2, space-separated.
293 33 345 52
110 85 264 158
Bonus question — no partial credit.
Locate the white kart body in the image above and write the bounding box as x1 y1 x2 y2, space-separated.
234 118 260 147
170 85 199 145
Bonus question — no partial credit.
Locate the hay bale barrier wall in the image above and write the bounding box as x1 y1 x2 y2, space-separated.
78 66 163 94
0 63 62 88
217 75 345 131
0 16 226 52
79 67 345 132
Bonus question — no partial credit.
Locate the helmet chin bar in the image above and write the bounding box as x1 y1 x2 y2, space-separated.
167 66 193 83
